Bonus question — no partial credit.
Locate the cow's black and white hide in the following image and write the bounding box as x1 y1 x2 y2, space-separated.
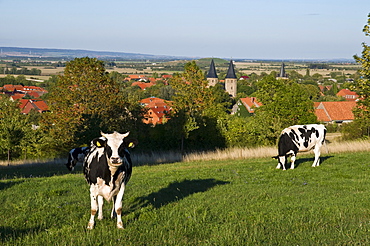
65 147 90 171
272 124 326 170
83 131 138 229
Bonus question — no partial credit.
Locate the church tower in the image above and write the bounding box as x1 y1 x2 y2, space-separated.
206 59 218 87
225 60 237 97
277 62 288 79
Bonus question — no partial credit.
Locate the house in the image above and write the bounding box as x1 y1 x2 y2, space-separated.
131 81 155 90
233 96 356 124
233 97 262 117
318 85 333 93
336 89 359 101
124 75 148 82
140 97 172 125
314 101 357 123
10 93 25 101
1 84 48 97
239 76 250 80
161 74 172 80
19 99 49 114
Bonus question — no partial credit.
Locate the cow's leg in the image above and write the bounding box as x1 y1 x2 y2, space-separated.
276 162 281 169
114 183 126 229
71 159 77 171
312 144 321 167
111 196 117 219
97 195 104 220
276 156 285 170
290 154 296 169
87 185 98 230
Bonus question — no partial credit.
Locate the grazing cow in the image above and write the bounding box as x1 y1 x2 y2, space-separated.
83 131 137 229
273 124 326 170
65 147 90 171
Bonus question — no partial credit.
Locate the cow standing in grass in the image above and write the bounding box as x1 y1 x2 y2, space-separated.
65 147 90 171
83 131 137 229
273 124 327 170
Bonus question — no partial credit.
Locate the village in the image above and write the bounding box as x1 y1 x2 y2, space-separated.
0 59 360 126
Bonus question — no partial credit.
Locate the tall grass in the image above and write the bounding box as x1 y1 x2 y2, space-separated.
1 150 370 245
2 140 370 167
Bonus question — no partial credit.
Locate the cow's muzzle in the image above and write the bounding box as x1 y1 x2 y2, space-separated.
110 157 122 165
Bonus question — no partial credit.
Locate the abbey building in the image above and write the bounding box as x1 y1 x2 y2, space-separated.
206 59 237 97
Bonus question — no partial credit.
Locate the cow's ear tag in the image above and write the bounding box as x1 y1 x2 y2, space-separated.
128 142 134 148
96 141 101 147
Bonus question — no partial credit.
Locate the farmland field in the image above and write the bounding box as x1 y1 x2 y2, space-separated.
1 147 370 245
0 60 360 82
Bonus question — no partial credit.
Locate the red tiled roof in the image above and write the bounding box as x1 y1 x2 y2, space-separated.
336 89 358 101
10 93 25 101
315 101 357 122
132 82 155 90
239 97 262 113
314 108 331 122
140 97 167 106
26 91 42 98
19 99 48 114
140 97 172 125
240 76 250 80
162 75 172 79
3 84 23 91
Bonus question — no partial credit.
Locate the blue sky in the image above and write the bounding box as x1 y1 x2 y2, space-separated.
1 0 370 59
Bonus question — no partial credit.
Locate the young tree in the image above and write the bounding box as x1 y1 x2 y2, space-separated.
349 13 370 138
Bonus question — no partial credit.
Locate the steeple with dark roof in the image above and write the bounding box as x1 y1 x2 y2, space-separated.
225 60 237 79
206 59 219 87
225 60 237 97
278 63 287 78
207 59 218 79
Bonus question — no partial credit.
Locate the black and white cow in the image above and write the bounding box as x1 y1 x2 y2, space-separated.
273 124 326 170
65 147 90 171
83 131 137 229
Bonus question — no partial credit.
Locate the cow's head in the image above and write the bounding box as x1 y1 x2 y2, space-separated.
91 131 137 167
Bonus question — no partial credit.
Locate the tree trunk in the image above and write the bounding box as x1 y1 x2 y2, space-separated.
7 149 10 166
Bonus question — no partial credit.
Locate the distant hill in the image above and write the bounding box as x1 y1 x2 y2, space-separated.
0 47 187 60
0 47 355 63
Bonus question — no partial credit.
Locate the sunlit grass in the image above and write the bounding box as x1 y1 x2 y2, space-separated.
1 150 370 245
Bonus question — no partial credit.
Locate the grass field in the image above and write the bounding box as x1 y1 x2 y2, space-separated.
1 146 370 245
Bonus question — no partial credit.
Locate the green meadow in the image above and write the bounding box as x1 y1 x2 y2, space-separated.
1 151 370 245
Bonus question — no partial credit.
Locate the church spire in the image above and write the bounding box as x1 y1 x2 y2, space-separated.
207 59 219 87
225 60 237 79
207 59 218 79
278 63 287 78
225 60 237 97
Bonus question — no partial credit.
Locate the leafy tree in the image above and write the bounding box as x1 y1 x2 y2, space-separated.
0 96 32 162
43 57 141 151
170 61 226 152
251 75 318 145
287 70 303 81
347 13 370 138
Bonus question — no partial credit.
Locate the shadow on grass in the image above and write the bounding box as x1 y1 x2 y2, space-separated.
0 163 72 180
131 178 230 210
0 226 42 243
0 180 25 191
287 155 334 169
